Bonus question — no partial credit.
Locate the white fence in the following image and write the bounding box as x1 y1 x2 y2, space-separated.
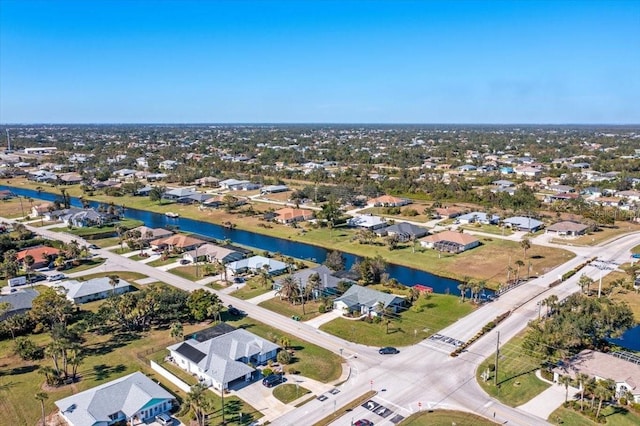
150 360 191 393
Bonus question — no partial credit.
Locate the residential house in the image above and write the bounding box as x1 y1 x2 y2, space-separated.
366 195 410 208
182 243 244 264
433 207 463 219
58 172 83 185
514 166 542 177
58 277 133 304
150 234 206 252
159 159 178 170
16 245 61 269
261 185 289 194
552 350 640 403
0 288 38 320
162 187 198 201
55 371 176 426
113 168 137 179
456 212 500 225
60 208 110 228
492 179 515 188
130 226 174 242
420 230 480 253
30 202 54 218
333 285 405 316
457 164 477 172
273 207 314 224
347 215 387 230
380 222 429 241
195 176 220 187
177 193 214 204
226 256 288 276
219 179 261 191
273 265 354 297
546 221 589 237
167 326 279 391
503 216 544 232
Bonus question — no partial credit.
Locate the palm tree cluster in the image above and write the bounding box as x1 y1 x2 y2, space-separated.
457 277 487 303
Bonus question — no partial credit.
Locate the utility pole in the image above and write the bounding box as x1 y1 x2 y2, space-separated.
494 331 500 386
598 269 602 298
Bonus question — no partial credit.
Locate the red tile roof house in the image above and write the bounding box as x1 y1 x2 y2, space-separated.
366 195 411 208
150 234 206 252
273 207 315 224
16 245 61 269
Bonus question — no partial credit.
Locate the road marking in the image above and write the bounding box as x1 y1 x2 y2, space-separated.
374 396 412 414
484 400 494 408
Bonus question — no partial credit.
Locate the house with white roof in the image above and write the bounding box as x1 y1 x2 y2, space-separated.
58 277 133 304
226 256 288 275
333 285 405 316
182 243 244 264
503 216 544 232
456 212 500 225
347 215 387 230
55 371 175 426
167 326 279 391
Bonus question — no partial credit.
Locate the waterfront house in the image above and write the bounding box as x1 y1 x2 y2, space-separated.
226 256 288 276
420 230 480 253
333 285 405 316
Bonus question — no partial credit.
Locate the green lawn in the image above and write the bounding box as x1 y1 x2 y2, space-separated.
476 333 550 407
401 410 498 425
460 223 513 236
50 218 144 238
227 317 343 383
78 270 148 282
258 298 325 321
272 383 311 404
230 279 273 300
320 293 475 346
170 265 210 281
64 257 106 273
549 404 640 426
148 255 182 267
92 236 122 248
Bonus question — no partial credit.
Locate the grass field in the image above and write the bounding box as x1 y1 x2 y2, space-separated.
477 333 550 407
401 410 498 425
64 257 106 273
170 265 207 281
258 298 326 321
147 254 182 267
320 293 475 346
549 404 640 426
230 278 273 300
0 197 34 218
551 222 640 246
272 383 311 404
49 218 144 238
78 270 148 282
599 269 640 321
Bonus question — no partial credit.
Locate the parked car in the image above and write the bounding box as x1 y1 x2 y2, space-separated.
155 413 173 426
354 420 374 426
378 347 399 355
179 259 190 265
632 253 640 259
28 274 47 283
88 244 100 250
227 305 244 316
47 273 65 282
262 373 285 388
233 277 244 283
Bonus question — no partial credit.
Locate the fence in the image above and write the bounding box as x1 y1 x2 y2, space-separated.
150 360 191 393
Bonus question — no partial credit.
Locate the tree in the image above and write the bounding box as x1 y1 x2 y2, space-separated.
35 391 48 426
277 276 300 302
279 336 290 350
149 186 165 204
305 272 322 301
277 350 292 365
324 250 345 272
576 373 590 411
170 322 184 341
14 336 42 360
520 238 531 259
30 288 74 329
384 234 400 250
559 375 572 403
457 282 469 302
24 254 35 281
578 273 594 294
108 274 120 297
595 379 615 420
260 264 273 289
514 260 525 282
187 289 222 322
185 383 211 426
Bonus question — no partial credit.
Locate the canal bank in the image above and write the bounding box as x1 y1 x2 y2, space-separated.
1 184 473 294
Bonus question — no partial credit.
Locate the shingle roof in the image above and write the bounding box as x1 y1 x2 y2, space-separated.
54 372 175 426
547 221 589 233
334 285 404 310
420 230 479 246
59 277 132 301
0 288 38 319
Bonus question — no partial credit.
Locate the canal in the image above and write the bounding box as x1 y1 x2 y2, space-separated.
2 185 471 294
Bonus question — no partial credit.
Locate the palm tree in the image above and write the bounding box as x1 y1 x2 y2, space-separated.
520 238 531 259
578 273 594 294
35 391 48 426
576 373 590 411
185 383 211 426
457 282 469 302
559 375 572 403
260 264 272 288
108 274 120 297
24 254 35 282
305 273 322 301
277 276 299 302
170 322 184 341
514 260 525 282
544 294 558 317
595 379 615 420
279 336 290 351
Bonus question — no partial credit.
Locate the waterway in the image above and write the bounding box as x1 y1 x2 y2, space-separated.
609 325 640 352
2 185 474 295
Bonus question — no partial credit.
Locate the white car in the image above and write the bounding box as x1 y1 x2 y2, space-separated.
47 273 65 282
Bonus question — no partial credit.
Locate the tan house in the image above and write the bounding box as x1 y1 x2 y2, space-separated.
366 195 410 208
546 221 589 236
150 234 206 252
273 207 314 224
420 231 480 253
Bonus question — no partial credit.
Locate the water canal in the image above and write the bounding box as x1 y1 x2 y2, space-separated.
2 185 472 295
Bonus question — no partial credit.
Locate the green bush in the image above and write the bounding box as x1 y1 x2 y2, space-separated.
277 350 292 365
262 368 273 377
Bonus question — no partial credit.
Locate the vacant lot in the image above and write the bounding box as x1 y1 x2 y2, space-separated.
549 404 640 426
259 297 326 321
320 293 475 346
0 197 33 218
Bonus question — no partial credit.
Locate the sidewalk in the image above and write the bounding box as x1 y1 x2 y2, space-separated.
246 290 277 304
517 371 578 420
305 309 342 328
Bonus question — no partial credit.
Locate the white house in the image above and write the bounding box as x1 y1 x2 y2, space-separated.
182 243 244 264
456 212 500 225
226 256 288 275
167 327 279 391
55 372 175 426
58 277 133 304
347 215 387 230
333 285 405 316
419 230 480 253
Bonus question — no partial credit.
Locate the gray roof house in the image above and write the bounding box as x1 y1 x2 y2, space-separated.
0 288 38 320
456 212 500 225
58 277 133 304
182 243 244 264
381 222 429 241
333 285 406 315
167 328 279 391
226 256 288 276
273 265 355 297
162 187 198 201
55 371 175 426
503 216 544 232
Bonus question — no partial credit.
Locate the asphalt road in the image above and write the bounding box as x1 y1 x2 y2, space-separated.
9 218 640 426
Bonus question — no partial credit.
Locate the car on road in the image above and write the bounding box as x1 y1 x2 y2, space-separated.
632 253 640 259
227 305 244 316
88 244 100 250
179 259 190 265
378 347 399 355
155 413 173 425
47 273 66 282
354 420 374 426
28 274 47 284
262 373 285 388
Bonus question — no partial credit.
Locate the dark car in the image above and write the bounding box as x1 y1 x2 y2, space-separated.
28 274 47 283
354 420 374 426
632 253 640 259
262 374 284 388
378 347 399 355
88 244 100 250
179 259 190 265
227 305 244 316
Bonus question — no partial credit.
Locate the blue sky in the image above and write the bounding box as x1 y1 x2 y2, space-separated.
1 0 638 124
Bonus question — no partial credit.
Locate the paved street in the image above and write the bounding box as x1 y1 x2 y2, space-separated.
6 217 640 426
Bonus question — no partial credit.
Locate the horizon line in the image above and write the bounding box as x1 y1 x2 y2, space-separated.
1 122 639 127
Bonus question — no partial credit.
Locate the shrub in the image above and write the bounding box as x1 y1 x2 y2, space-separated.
14 337 43 360
318 305 326 314
262 368 273 377
277 350 292 365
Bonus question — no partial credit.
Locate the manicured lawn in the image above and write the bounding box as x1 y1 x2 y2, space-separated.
113 246 135 254
549 404 640 426
148 255 182 267
258 298 325 321
401 410 498 425
228 317 343 383
460 223 514 236
358 203 433 223
64 257 106 273
230 279 273 300
206 282 228 291
477 333 550 407
170 265 211 281
92 236 122 248
599 269 640 321
50 218 144 238
272 383 311 404
79 270 147 282
320 293 475 346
